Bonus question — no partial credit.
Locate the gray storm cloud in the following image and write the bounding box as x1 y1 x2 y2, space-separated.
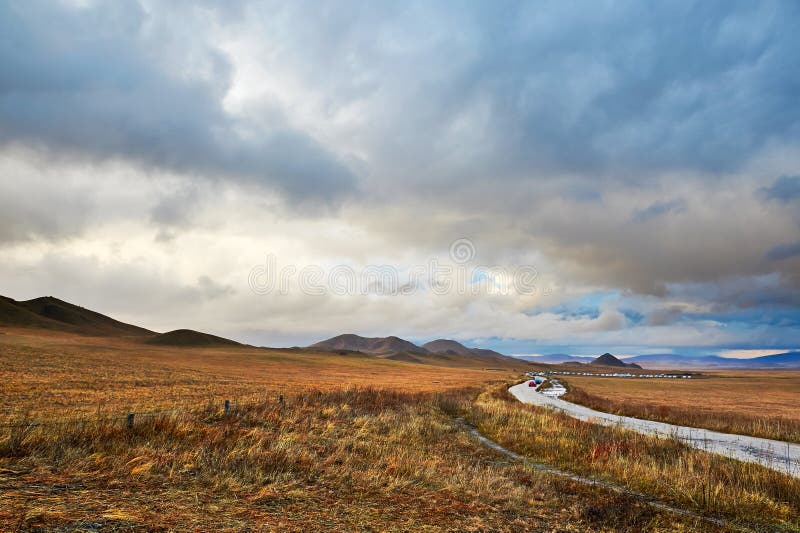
0 2 355 203
1 0 799 349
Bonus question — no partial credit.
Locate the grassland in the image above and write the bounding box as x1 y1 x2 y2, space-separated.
0 329 709 531
0 328 520 422
468 382 800 531
559 372 800 443
3 329 800 530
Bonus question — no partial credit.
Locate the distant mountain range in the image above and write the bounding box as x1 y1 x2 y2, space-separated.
623 352 800 369
4 294 798 369
309 334 516 364
516 354 595 364
520 351 800 369
0 295 530 371
520 352 641 369
309 334 426 355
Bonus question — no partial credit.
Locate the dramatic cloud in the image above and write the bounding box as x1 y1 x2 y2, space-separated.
0 2 355 201
1 0 800 353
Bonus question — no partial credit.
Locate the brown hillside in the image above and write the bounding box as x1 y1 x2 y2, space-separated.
422 339 474 355
423 339 517 365
591 353 642 369
145 329 242 347
0 295 154 337
310 334 428 355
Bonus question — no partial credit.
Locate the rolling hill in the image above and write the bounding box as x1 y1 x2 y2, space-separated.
9 294 795 370
752 352 800 366
1 295 524 369
0 295 242 348
145 329 243 347
470 348 515 363
310 334 429 355
422 339 473 355
0 295 154 336
423 339 520 365
0 295 54 328
590 352 642 369
310 335 524 367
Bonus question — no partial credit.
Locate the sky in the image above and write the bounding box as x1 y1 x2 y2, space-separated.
1 0 800 356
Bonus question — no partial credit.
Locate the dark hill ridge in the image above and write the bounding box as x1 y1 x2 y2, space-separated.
0 295 242 347
6 294 797 369
310 334 428 355
422 339 472 356
0 295 153 336
591 353 642 369
470 348 513 362
310 335 520 365
0 296 52 328
145 329 242 347
423 339 516 364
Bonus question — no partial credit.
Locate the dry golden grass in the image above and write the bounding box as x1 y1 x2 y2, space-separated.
559 371 800 443
1 328 796 530
469 382 800 531
0 387 708 531
0 328 521 422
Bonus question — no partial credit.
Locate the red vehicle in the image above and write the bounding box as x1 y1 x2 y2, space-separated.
528 380 536 387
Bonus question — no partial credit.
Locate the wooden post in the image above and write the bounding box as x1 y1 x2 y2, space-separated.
788 443 792 474
127 413 134 429
224 399 230 414
279 394 284 405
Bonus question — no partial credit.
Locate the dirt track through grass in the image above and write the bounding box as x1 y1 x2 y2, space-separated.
468 382 800 531
460 419 738 531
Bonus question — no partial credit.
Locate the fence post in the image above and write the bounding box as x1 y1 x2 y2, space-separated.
788 443 792 474
127 413 134 429
224 399 230 414
279 394 284 406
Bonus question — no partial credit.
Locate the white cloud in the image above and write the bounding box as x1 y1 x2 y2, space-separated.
1 1 800 351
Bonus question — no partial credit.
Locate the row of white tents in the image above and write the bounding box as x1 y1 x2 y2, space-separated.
528 371 692 379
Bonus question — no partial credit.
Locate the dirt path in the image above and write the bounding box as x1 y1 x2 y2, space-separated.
461 420 736 531
510 381 800 478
